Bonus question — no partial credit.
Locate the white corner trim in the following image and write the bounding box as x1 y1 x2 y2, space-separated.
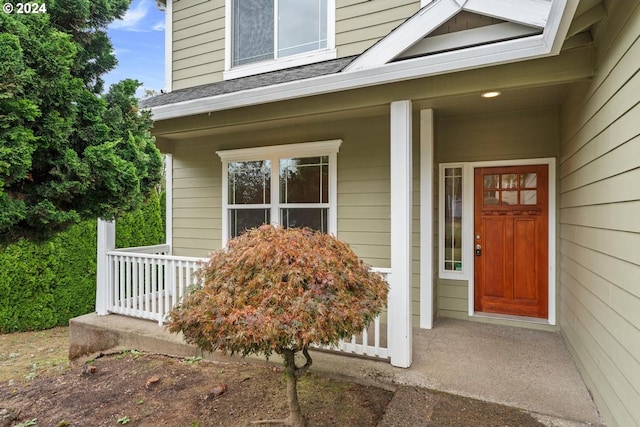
164 0 172 93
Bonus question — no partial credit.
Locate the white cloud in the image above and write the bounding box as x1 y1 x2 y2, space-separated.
110 0 151 31
152 21 165 31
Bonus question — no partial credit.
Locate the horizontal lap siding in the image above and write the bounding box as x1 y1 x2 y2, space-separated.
558 2 640 426
336 118 390 268
172 0 224 90
172 140 222 257
437 108 559 163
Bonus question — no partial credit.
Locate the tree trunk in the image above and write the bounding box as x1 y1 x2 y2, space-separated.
282 349 307 427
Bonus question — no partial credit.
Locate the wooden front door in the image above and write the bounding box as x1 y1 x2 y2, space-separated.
474 165 548 318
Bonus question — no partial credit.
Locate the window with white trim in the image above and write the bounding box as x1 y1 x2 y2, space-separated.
225 0 336 79
439 164 465 277
218 140 341 244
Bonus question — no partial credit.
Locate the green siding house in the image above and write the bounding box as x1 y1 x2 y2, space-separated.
94 1 640 425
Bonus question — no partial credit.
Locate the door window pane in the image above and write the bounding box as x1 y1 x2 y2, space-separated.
521 190 537 205
484 174 499 189
230 209 271 238
280 156 328 203
228 160 271 204
501 174 518 189
520 173 537 188
232 0 275 66
502 190 518 205
484 191 499 205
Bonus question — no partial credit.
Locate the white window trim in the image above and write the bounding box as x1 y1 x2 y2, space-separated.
224 0 337 80
438 163 472 280
217 140 341 245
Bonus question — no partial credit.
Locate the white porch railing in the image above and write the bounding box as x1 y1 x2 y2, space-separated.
100 244 391 361
106 249 206 325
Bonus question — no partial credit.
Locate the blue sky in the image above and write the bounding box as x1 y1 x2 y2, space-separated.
104 0 166 97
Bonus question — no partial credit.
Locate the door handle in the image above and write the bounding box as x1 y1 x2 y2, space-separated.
475 244 482 256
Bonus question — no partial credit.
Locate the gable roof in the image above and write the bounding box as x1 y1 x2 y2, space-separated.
146 0 579 121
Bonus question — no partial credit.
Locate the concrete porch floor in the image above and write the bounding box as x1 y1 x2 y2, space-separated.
69 314 603 426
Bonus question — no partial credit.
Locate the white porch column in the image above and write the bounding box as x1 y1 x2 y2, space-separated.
96 219 115 316
389 100 413 368
420 109 434 329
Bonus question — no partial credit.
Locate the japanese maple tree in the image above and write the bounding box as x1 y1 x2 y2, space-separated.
168 225 388 427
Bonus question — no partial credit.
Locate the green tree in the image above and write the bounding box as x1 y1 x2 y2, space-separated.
0 2 162 243
168 226 388 427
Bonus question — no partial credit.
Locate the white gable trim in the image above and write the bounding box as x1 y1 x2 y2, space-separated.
344 0 556 73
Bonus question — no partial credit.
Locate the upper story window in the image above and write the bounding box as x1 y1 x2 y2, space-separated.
225 0 336 79
232 0 327 66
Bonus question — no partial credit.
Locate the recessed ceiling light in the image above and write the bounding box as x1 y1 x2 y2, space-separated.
481 91 501 98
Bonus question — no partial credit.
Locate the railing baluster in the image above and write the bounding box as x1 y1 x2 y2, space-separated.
151 258 157 321
144 258 150 313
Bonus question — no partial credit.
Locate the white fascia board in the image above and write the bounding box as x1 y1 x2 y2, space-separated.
544 0 579 54
463 0 552 29
343 0 461 73
151 33 555 121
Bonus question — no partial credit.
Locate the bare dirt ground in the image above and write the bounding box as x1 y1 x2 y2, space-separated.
0 327 546 427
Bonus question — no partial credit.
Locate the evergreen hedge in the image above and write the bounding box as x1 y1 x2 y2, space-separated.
0 191 164 332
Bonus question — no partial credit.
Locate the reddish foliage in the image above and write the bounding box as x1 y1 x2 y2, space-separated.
167 225 388 358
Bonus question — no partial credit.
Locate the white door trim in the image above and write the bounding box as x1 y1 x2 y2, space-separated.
466 157 556 325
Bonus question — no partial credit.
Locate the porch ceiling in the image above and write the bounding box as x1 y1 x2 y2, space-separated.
153 82 572 141
414 82 572 118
